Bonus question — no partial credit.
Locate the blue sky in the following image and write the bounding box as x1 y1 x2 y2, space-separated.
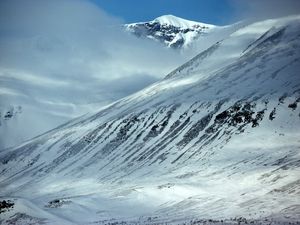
90 0 300 25
91 0 234 25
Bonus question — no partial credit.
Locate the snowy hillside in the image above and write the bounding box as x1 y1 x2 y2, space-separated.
1 15 300 225
126 15 216 48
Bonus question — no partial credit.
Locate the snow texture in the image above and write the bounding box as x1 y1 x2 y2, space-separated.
1 15 300 225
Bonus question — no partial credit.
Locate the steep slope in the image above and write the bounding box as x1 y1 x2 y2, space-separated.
125 15 216 48
1 15 300 224
0 20 183 150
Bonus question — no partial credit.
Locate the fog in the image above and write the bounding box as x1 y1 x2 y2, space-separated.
0 0 190 106
0 0 193 149
230 0 300 23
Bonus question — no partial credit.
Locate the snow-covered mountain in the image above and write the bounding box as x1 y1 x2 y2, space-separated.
1 15 300 225
125 15 216 48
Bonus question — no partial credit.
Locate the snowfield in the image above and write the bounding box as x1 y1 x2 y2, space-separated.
1 15 300 224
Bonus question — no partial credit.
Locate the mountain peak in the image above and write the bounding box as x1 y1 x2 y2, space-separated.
125 14 216 48
153 14 215 28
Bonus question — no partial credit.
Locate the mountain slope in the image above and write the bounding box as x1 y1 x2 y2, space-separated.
1 15 300 224
0 16 185 150
125 15 216 48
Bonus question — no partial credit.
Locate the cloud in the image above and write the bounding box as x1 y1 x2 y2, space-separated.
0 0 192 149
229 0 300 22
0 0 187 107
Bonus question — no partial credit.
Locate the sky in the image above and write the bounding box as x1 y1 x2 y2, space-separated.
91 0 233 25
91 0 300 25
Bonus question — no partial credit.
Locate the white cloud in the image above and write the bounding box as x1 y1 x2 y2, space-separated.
230 0 300 22
0 0 191 149
0 0 188 104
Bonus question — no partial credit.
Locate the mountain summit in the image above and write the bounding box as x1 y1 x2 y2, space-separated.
125 15 216 48
154 15 214 29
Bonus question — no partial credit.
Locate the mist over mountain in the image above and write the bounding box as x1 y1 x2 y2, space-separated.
0 0 195 149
